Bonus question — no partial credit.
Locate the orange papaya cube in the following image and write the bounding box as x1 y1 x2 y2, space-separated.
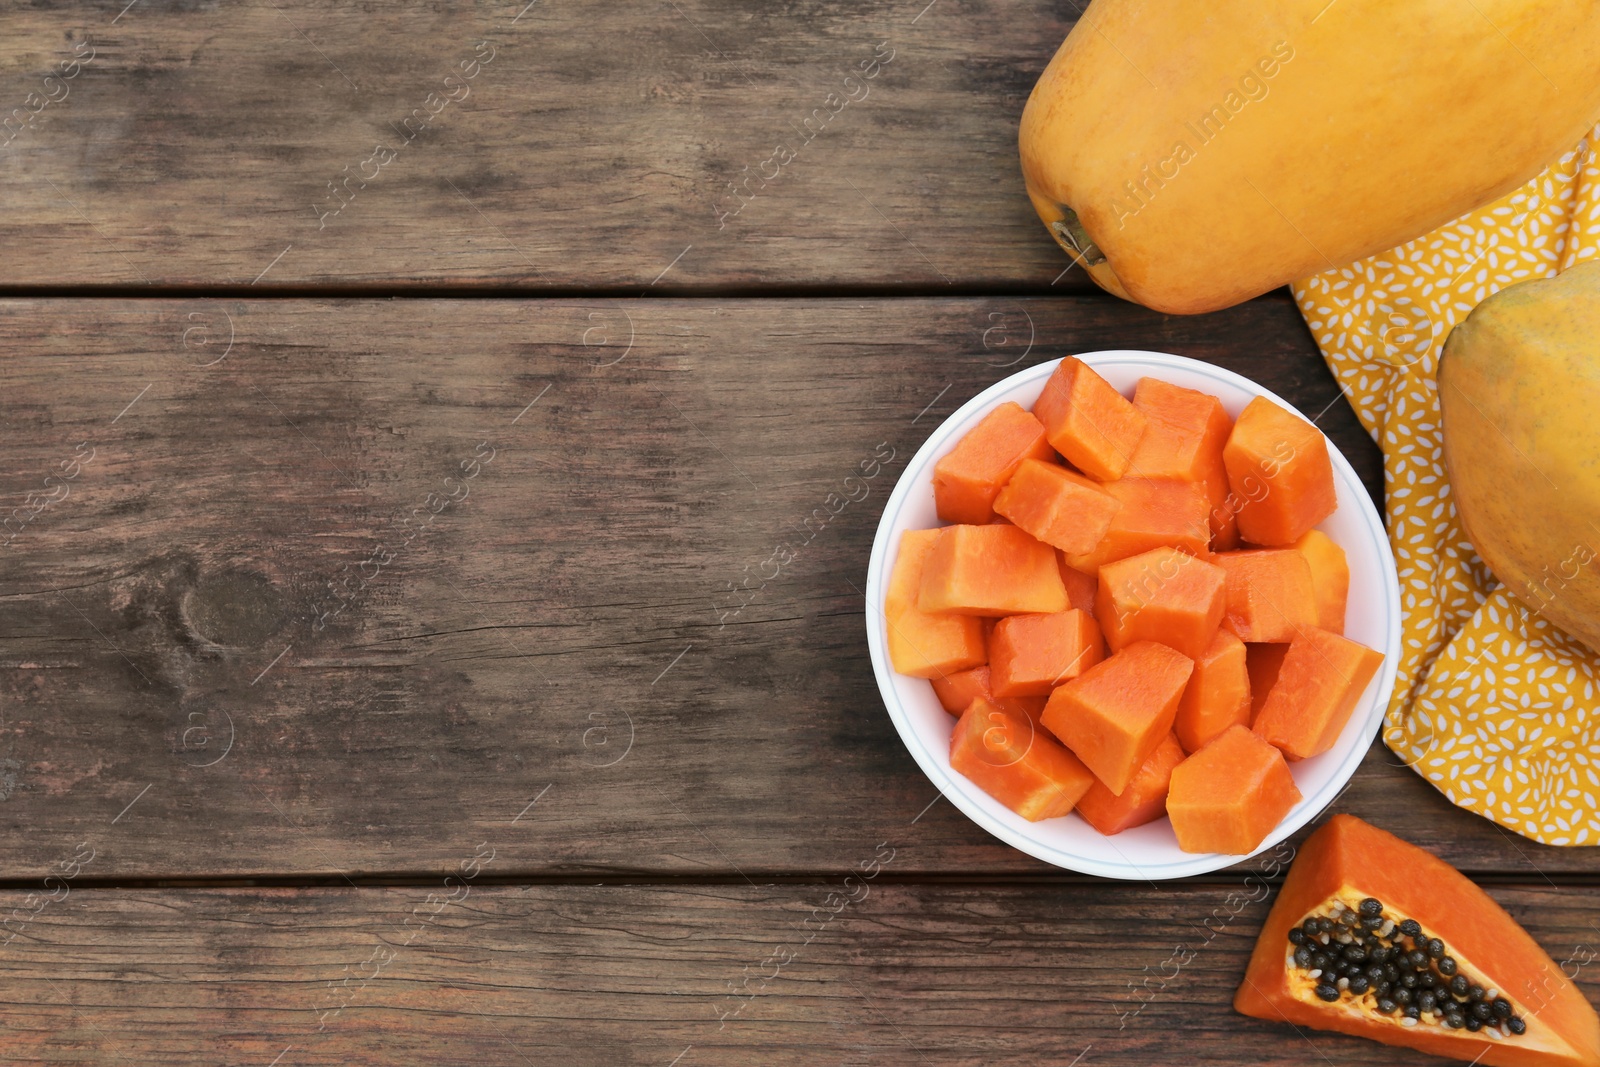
1041 641 1193 796
993 459 1121 555
1174 628 1252 753
1074 732 1186 836
1292 529 1349 634
1246 642 1290 718
917 524 1067 617
1031 357 1148 482
950 698 1095 821
929 664 991 714
1215 549 1319 643
1223 396 1338 546
929 665 1048 725
1057 557 1098 617
1128 378 1240 551
1128 378 1227 480
990 609 1105 697
885 530 988 679
1168 724 1302 854
1062 479 1211 572
1095 546 1226 659
933 402 1056 525
1253 628 1385 760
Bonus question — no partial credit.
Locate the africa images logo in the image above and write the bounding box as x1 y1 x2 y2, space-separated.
1110 41 1296 229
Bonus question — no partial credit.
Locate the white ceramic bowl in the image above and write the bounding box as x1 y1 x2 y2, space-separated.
865 351 1401 880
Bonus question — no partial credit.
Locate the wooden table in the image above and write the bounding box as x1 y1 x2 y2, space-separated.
1 3 1595 1064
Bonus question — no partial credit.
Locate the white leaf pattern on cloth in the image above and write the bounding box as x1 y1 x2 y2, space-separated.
1291 126 1600 845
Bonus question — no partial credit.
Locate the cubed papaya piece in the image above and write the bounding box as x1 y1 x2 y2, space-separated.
1174 628 1252 753
931 664 990 714
1253 628 1385 760
1245 642 1290 718
1214 549 1318 643
1128 378 1226 481
933 402 1056 525
1129 378 1240 551
929 665 1048 725
1095 546 1226 659
1031 357 1148 482
885 530 988 678
1057 557 1098 617
950 698 1095 822
1167 724 1302 854
990 609 1105 697
993 459 1121 556
1062 479 1211 572
918 524 1067 617
1074 732 1186 836
1041 641 1193 796
1222 396 1338 546
1292 529 1349 634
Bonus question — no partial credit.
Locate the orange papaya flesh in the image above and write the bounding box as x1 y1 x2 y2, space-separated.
1041 640 1192 796
1235 815 1600 1067
1128 377 1239 549
1293 529 1350 635
1174 627 1252 753
993 458 1121 555
931 664 991 714
1210 493 1244 553
1063 478 1211 572
949 698 1096 822
1246 642 1291 719
1223 396 1338 547
1128 377 1225 480
990 609 1105 698
1095 545 1227 660
1031 357 1148 482
933 401 1056 525
1215 548 1319 643
1253 627 1385 761
917 524 1068 617
928 665 1047 725
1167 724 1300 854
1057 556 1099 617
1074 732 1185 836
885 529 988 679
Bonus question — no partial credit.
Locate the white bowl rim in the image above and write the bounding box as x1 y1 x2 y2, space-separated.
864 350 1402 880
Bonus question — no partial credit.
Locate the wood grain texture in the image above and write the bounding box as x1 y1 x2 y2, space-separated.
0 880 1596 1065
0 294 1580 881
0 0 1082 290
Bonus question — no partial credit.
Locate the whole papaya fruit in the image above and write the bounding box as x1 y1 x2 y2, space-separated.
1439 261 1600 653
1019 1 1600 315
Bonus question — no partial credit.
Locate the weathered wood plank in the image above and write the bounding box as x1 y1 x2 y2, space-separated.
0 880 1595 1065
0 0 1082 289
1 294 1579 880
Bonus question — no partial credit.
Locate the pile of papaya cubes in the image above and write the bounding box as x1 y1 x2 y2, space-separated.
885 357 1386 855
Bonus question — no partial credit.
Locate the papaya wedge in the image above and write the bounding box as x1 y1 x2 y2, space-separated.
1236 816 1600 1067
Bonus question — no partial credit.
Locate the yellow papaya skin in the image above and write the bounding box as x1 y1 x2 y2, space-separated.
1439 261 1600 653
1019 0 1600 315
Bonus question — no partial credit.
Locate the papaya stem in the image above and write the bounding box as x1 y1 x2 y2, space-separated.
1052 208 1106 267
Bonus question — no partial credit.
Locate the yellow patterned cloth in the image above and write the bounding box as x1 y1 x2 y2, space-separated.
1291 125 1600 846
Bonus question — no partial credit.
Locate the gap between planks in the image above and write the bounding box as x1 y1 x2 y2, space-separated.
0 871 1591 892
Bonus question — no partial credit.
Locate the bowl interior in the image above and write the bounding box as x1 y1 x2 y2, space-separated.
865 351 1400 880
